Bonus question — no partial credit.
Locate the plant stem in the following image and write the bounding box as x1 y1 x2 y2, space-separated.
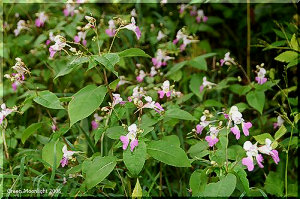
246 0 251 77
285 121 295 197
225 122 230 172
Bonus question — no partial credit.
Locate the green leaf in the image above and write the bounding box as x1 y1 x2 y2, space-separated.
165 108 196 121
229 84 251 96
118 48 151 58
246 90 265 114
94 53 120 77
290 34 299 51
21 123 43 144
54 56 89 79
188 141 209 159
203 99 223 107
264 171 284 196
199 173 237 197
233 166 250 195
42 141 64 169
166 61 187 76
253 133 274 144
189 169 208 196
275 51 298 63
124 141 146 176
189 74 205 100
106 126 127 139
188 56 207 71
109 79 120 92
132 178 143 198
274 125 287 140
84 156 117 190
33 90 64 109
68 85 107 127
147 139 191 167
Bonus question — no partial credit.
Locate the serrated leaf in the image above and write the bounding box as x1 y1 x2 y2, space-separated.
274 125 287 140
33 90 64 109
68 85 107 127
21 123 43 144
290 34 299 51
274 51 298 63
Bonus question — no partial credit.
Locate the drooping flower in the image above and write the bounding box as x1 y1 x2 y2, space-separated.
273 116 284 129
205 126 219 147
14 20 27 36
136 70 146 83
51 117 57 131
74 31 87 46
190 6 197 16
258 138 280 164
158 80 172 99
0 103 17 124
131 8 137 17
152 49 174 68
84 16 96 29
35 12 48 27
49 35 68 58
255 64 267 85
91 113 103 130
123 17 141 40
173 29 197 51
195 115 211 134
220 52 235 66
117 76 130 88
63 4 77 17
112 93 125 106
60 145 76 167
242 141 264 171
120 124 139 152
46 32 55 45
105 19 116 37
128 86 146 102
199 77 216 93
228 106 252 140
196 9 208 23
180 36 198 51
157 30 166 41
179 4 187 14
143 96 164 114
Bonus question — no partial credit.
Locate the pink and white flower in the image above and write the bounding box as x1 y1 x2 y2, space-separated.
143 96 164 114
112 93 125 106
220 52 235 66
60 145 76 167
136 70 146 82
195 115 211 134
84 16 96 29
120 124 139 152
117 76 130 88
255 65 267 85
158 80 172 99
190 6 197 16
4 58 29 91
91 113 103 130
74 31 87 46
63 4 77 17
205 126 219 147
196 9 208 23
105 19 116 37
0 103 17 124
228 106 252 140
35 12 48 27
46 32 55 45
150 67 158 77
179 4 187 14
273 116 284 129
51 117 57 131
242 141 264 171
14 20 27 36
173 29 197 51
131 8 137 17
123 17 141 40
152 49 174 68
258 138 280 164
199 77 216 93
128 86 146 102
49 35 68 58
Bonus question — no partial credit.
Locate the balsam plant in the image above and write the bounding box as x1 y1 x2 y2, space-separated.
1 2 298 197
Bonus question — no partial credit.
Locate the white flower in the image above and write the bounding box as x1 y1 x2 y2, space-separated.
229 106 243 124
157 30 166 41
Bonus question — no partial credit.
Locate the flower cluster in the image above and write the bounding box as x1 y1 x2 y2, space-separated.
157 80 182 99
4 58 30 91
173 29 197 51
105 19 116 37
242 138 280 171
49 35 69 58
152 49 174 68
35 12 48 27
14 20 28 36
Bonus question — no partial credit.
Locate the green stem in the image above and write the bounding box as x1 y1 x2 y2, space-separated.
285 121 295 197
246 0 251 77
77 124 96 153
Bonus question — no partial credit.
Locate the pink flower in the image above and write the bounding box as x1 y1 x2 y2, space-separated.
205 127 219 147
123 17 141 40
35 12 48 27
91 120 99 130
195 115 210 134
220 52 235 66
0 103 17 124
120 124 139 152
179 4 186 14
258 138 280 164
74 31 87 46
158 80 172 99
196 10 208 23
190 6 197 16
196 124 204 134
60 145 76 167
14 20 27 36
255 66 267 84
49 35 68 58
231 125 241 140
152 49 174 68
136 70 146 83
273 116 284 129
199 77 216 93
242 122 252 136
63 4 76 17
242 141 264 171
143 96 164 114
46 39 51 45
105 19 116 37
